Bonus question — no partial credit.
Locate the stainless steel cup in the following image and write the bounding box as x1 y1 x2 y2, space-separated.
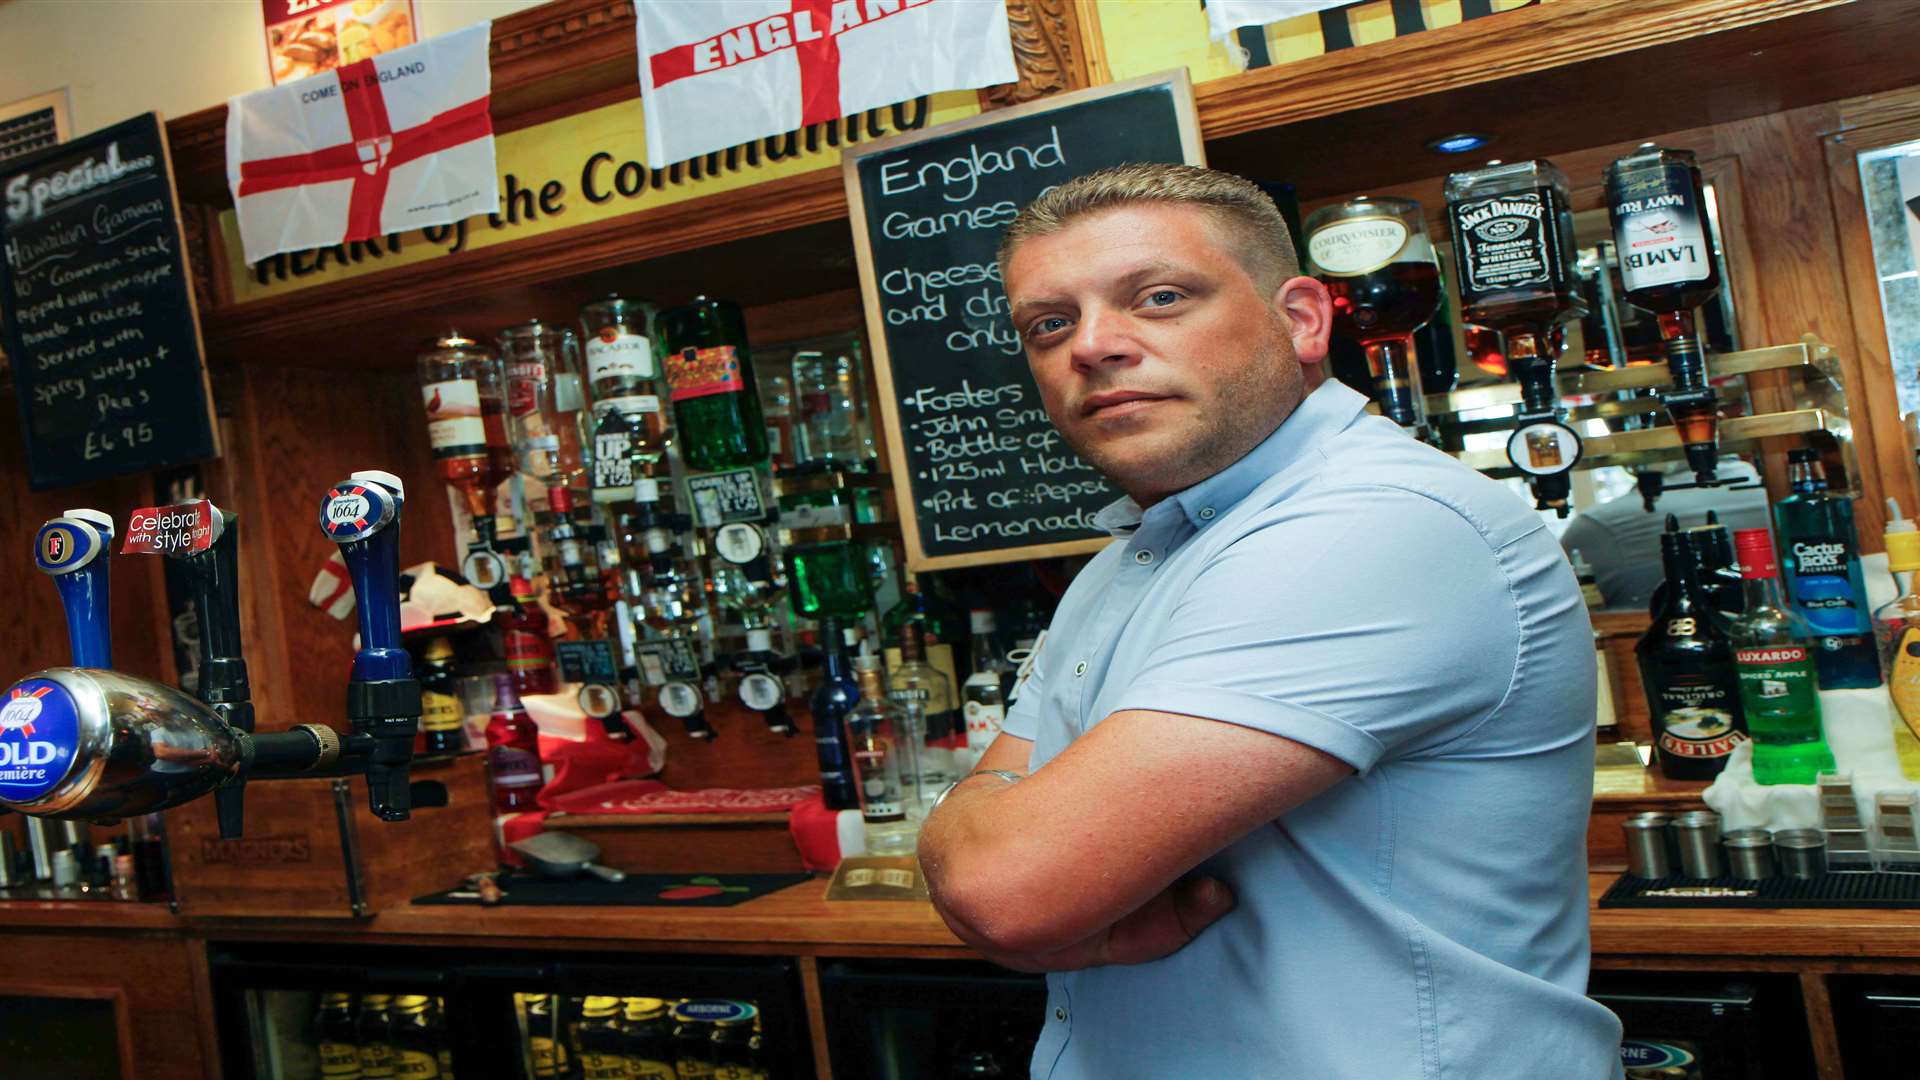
1723 828 1776 880
1674 816 1725 879
1622 816 1672 879
1774 829 1827 880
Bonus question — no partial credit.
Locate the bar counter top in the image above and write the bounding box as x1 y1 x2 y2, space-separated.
11 874 1920 966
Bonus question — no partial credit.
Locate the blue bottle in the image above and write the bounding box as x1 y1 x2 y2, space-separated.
1772 448 1882 688
810 619 863 810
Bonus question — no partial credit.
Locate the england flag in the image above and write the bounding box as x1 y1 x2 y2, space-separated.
226 22 498 264
634 0 1019 167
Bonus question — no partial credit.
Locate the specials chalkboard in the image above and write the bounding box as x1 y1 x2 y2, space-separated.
844 72 1203 571
1 112 219 490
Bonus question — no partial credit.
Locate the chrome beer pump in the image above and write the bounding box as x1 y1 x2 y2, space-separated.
0 471 423 838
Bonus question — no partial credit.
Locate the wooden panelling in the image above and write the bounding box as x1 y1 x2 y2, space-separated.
0 929 210 1080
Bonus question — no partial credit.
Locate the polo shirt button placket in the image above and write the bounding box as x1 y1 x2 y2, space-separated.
1199 506 1215 521
1135 549 1154 565
1054 1006 1068 1021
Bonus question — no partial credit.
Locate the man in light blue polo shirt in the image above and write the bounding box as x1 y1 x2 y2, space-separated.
917 163 1624 1078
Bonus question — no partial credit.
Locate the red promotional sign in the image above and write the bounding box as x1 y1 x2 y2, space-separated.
121 500 217 556
263 0 418 85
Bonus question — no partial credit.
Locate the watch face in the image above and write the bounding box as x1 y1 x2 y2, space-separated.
1506 420 1583 476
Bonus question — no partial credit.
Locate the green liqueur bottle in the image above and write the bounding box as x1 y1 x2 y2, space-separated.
1729 527 1835 784
656 296 769 473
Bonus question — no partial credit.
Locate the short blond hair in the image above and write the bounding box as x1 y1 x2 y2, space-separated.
997 163 1299 289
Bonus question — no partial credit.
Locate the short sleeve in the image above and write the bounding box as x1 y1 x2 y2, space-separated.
1109 487 1522 773
998 636 1047 741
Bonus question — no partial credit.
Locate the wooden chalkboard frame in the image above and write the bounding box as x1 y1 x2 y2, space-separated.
0 111 220 491
843 71 1205 572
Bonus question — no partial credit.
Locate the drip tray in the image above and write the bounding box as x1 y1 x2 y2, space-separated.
1601 871 1920 908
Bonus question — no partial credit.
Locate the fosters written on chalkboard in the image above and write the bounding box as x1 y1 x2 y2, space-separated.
1 112 219 490
845 71 1205 570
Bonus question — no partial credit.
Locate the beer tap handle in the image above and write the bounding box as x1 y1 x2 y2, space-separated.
158 504 254 839
35 510 115 669
320 470 421 822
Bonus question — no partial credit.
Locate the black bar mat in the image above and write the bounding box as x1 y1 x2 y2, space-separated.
413 873 814 908
1600 871 1920 909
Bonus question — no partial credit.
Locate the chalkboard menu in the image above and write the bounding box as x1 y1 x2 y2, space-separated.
844 72 1203 570
1 112 219 490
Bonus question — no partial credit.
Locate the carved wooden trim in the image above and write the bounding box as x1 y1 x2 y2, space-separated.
981 0 1091 111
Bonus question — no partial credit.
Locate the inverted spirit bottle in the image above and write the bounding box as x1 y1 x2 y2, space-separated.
499 319 590 491
1728 528 1835 785
416 333 511 549
1303 196 1442 430
1637 517 1747 779
657 297 769 472
1446 160 1587 515
1605 145 1724 484
891 621 954 793
1773 448 1881 688
580 295 670 501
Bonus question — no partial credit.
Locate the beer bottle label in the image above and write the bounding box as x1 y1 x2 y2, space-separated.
1449 190 1557 299
665 345 747 402
421 690 464 733
963 699 1005 751
392 1049 441 1079
1786 534 1870 634
1649 663 1746 762
419 379 486 458
1734 645 1822 724
319 1041 364 1079
577 1052 628 1079
1611 163 1710 292
587 329 657 383
488 744 543 788
626 1058 677 1080
358 1043 398 1079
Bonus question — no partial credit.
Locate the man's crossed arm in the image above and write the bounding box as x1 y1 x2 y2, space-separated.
917 709 1352 973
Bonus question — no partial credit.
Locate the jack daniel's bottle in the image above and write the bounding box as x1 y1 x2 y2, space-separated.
1637 516 1748 779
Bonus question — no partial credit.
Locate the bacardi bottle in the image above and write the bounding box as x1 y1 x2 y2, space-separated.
579 296 670 502
848 646 915 854
1773 448 1881 688
1605 145 1724 484
657 297 769 473
1728 528 1835 785
1636 516 1747 779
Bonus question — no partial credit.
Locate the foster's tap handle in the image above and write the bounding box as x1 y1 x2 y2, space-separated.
35 510 114 669
320 471 421 822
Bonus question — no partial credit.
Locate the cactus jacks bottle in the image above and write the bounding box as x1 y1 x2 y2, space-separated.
1773 448 1882 688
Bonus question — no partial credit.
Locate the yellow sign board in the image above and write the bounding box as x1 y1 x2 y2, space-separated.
220 90 982 304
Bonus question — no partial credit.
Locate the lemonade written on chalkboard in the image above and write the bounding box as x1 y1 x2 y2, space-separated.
845 72 1204 570
0 112 218 490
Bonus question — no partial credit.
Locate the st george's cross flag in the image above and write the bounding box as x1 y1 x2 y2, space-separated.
225 21 498 264
633 0 1018 167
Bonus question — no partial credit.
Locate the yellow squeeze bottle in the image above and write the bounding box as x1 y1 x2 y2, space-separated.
1875 497 1920 779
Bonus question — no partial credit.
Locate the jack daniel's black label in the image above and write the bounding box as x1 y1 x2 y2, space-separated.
1450 190 1557 299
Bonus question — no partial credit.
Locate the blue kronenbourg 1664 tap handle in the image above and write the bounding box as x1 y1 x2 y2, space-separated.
319 470 421 821
34 509 115 669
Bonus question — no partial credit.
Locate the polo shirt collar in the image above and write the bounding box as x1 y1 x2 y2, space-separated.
1088 380 1369 535
1169 379 1369 528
